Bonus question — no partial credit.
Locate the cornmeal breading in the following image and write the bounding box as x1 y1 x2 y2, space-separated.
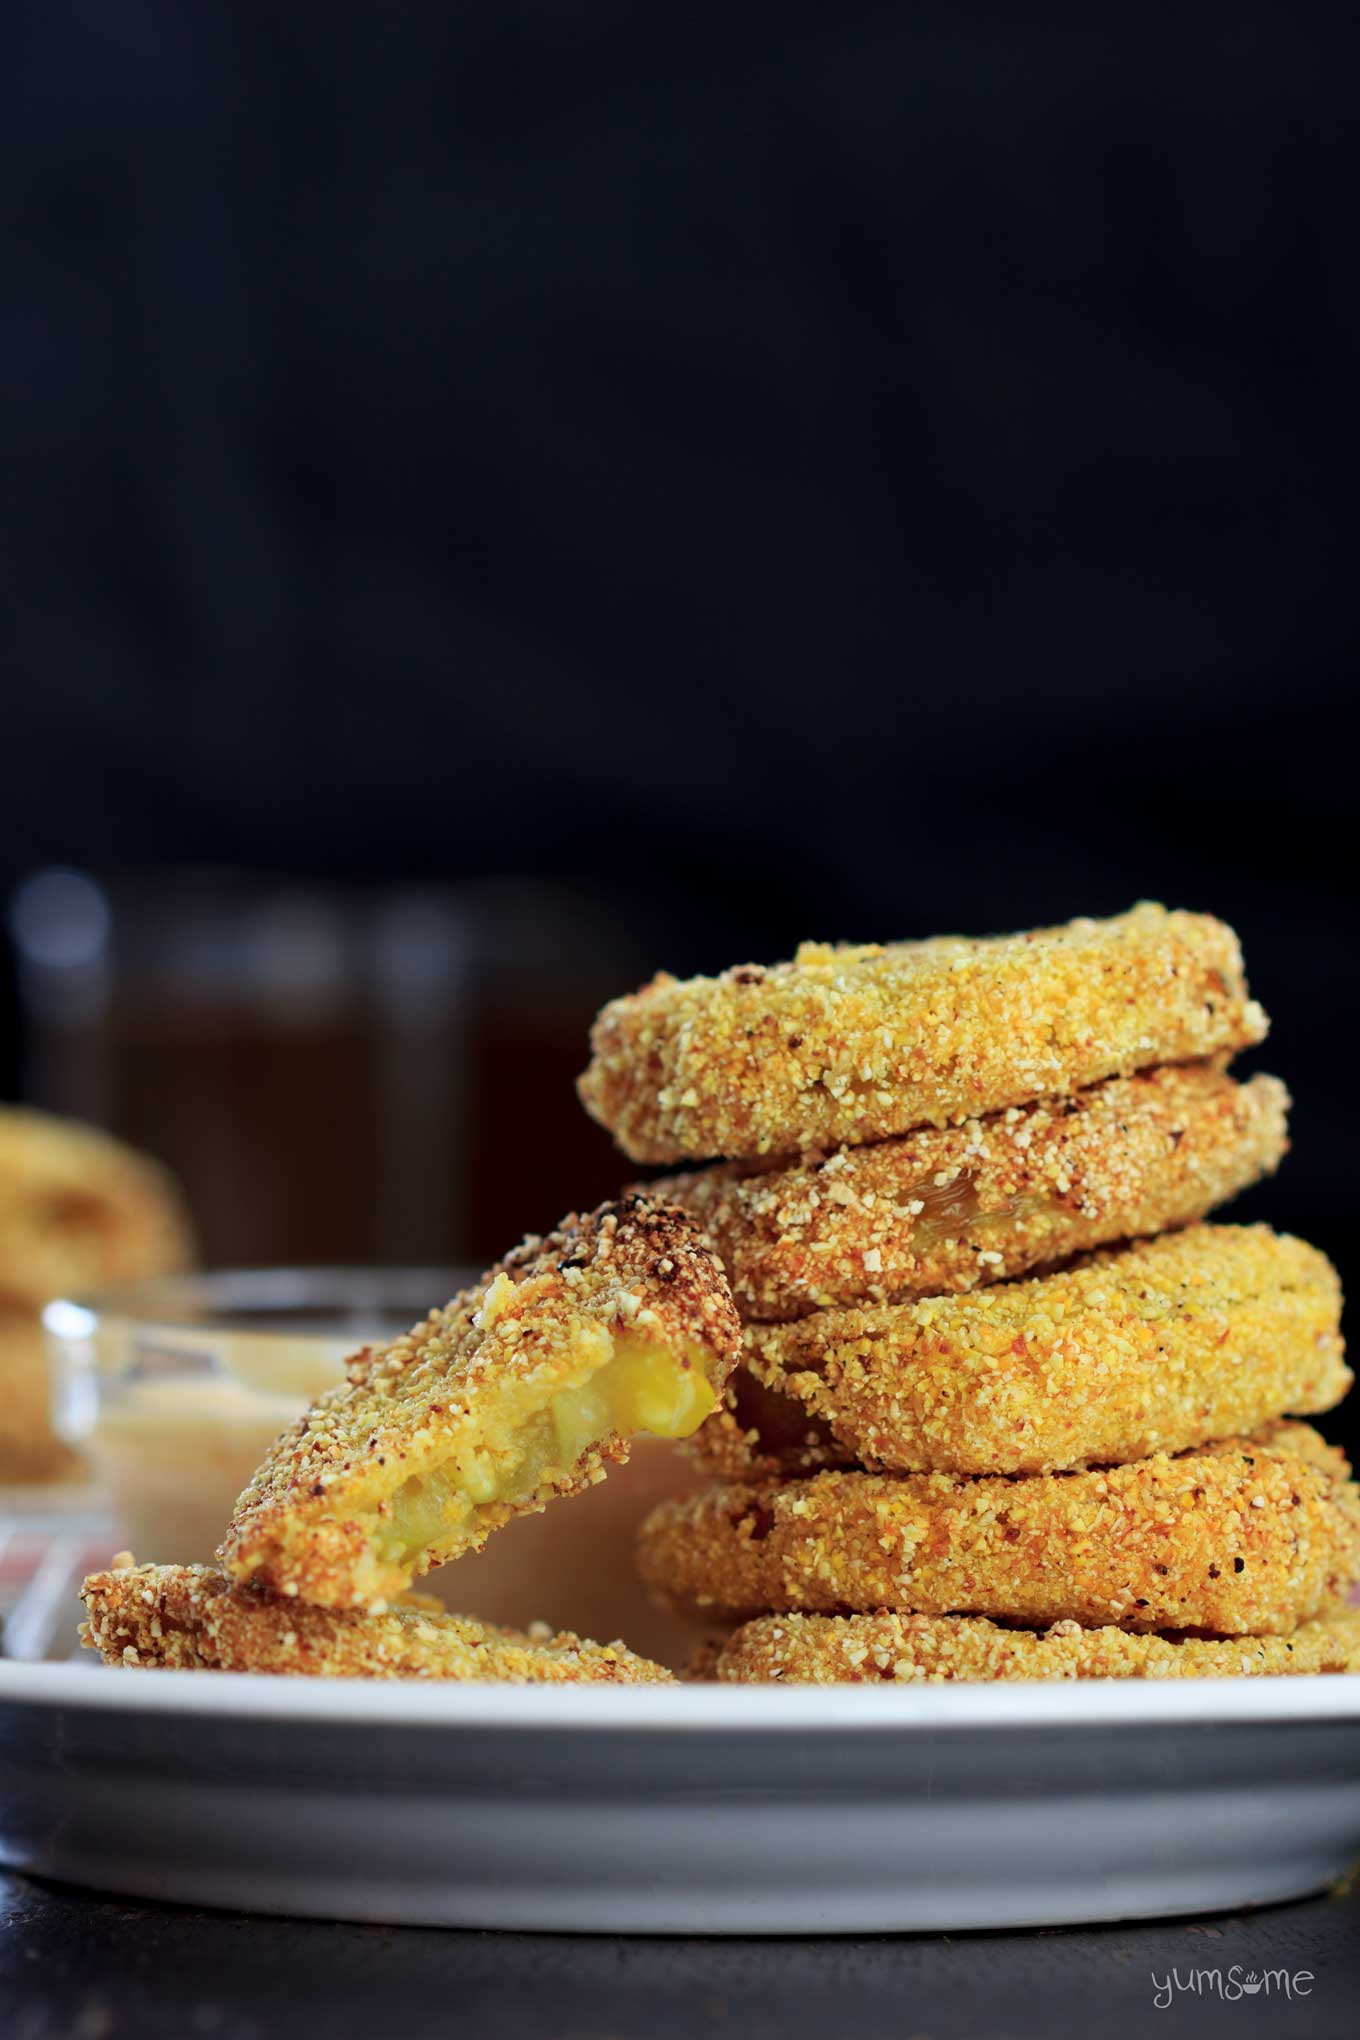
686 1224 1347 1478
707 1608 1360 1683
0 1312 82 1483
0 1106 193 1313
220 1197 740 1611
652 1064 1288 1320
637 1428 1360 1634
1263 1419 1355 1484
580 904 1268 1164
80 1563 672 1681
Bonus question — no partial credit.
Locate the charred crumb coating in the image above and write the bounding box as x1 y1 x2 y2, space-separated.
0 1106 194 1313
79 1564 672 1682
0 1312 82 1483
580 904 1268 1165
708 1609 1360 1684
687 1224 1347 1480
220 1197 740 1611
637 1427 1360 1634
652 1064 1289 1321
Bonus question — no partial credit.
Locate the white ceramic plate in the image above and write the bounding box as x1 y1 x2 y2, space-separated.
3 1662 1360 1934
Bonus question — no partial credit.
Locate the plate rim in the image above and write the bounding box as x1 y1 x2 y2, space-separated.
4 1658 1360 1733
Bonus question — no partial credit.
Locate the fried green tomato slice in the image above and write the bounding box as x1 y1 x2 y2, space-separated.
580 903 1267 1164
687 1224 1348 1479
80 1563 672 1682
637 1427 1360 1635
220 1197 740 1610
705 1608 1360 1683
652 1063 1288 1321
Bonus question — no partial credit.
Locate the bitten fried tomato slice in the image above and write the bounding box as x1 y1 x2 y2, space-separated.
221 1197 739 1610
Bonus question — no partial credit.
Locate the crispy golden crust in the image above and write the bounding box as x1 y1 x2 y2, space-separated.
0 1107 194 1312
708 1608 1360 1683
580 904 1268 1164
0 1312 82 1484
79 1564 672 1681
1263 1419 1355 1484
653 1064 1288 1320
637 1428 1360 1634
220 1197 740 1610
686 1224 1347 1479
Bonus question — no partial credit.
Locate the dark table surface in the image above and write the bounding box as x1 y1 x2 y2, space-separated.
2 1874 1358 2040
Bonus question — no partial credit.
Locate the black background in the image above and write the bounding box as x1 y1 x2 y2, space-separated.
1 7 1355 1431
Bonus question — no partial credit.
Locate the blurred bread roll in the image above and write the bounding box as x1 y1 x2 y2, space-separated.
0 1107 194 1313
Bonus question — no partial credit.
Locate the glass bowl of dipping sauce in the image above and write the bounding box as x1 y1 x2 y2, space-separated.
44 1268 465 1566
